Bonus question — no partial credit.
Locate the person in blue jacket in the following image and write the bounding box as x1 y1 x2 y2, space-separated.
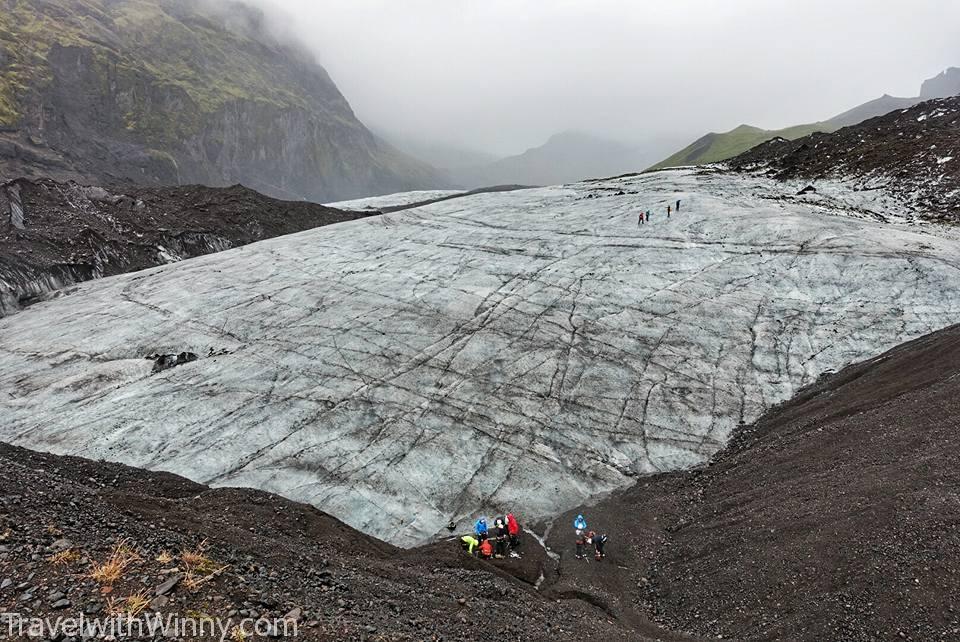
474 517 489 541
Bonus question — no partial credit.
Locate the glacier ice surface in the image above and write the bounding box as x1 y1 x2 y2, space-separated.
3 168 960 546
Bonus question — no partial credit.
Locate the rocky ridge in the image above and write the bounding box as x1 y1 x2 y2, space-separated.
728 96 960 220
0 177 373 317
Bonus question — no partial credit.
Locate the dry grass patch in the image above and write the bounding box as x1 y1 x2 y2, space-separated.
105 590 151 617
181 540 215 571
124 590 152 617
155 550 175 565
181 540 225 575
88 538 140 586
49 548 82 566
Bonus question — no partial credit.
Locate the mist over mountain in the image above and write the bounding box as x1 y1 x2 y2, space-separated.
371 129 500 173
0 0 445 202
385 130 686 189
453 131 677 187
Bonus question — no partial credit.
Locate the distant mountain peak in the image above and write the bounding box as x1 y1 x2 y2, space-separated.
921 67 960 99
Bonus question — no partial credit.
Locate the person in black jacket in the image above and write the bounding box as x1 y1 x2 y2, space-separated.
592 532 608 560
493 518 509 559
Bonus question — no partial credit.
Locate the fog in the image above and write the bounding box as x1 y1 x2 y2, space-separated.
250 0 960 156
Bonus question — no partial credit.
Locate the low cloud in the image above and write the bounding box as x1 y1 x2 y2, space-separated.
247 0 960 155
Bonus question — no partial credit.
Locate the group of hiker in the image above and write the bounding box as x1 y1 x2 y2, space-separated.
459 513 522 560
457 512 610 563
639 198 682 225
573 514 608 561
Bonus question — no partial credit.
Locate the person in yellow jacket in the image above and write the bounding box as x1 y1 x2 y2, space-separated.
460 534 480 555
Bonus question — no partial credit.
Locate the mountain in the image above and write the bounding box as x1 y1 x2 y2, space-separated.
920 66 960 98
730 96 960 220
447 131 677 188
649 122 829 170
4 166 960 546
0 0 445 202
651 68 959 170
826 93 920 128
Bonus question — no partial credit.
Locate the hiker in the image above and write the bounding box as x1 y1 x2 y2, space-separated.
676 199 681 212
575 530 587 560
667 204 671 218
446 520 456 533
645 211 651 223
638 212 644 226
479 538 494 559
474 517 489 541
493 518 509 558
506 513 521 549
593 533 608 561
573 514 587 531
460 534 479 556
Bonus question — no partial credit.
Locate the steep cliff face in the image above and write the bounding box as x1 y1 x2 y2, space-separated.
0 0 443 201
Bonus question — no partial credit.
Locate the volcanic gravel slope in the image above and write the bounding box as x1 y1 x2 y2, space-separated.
0 179 372 316
0 443 653 642
545 322 960 642
3 168 960 547
728 96 960 220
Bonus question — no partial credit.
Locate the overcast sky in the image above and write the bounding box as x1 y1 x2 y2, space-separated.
253 0 960 156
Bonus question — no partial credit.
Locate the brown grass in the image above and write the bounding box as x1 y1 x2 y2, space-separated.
49 549 82 566
181 540 222 575
106 589 151 617
88 539 140 586
124 590 152 617
155 550 175 565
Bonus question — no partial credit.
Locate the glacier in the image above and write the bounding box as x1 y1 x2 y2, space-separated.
325 189 466 211
3 167 960 546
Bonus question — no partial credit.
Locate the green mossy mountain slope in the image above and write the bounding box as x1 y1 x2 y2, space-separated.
649 122 834 170
0 0 443 201
648 79 954 171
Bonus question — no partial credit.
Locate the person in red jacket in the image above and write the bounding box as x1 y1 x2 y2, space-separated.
506 513 521 549
479 538 494 559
